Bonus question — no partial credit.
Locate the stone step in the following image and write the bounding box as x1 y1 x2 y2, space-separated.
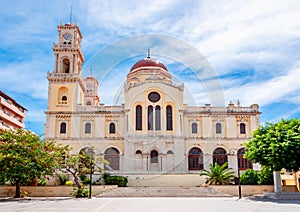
97 187 232 198
263 192 300 200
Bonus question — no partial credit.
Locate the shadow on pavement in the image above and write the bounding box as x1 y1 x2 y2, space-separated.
246 196 300 205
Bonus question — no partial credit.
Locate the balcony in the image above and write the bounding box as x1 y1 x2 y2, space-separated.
0 110 25 129
0 97 25 117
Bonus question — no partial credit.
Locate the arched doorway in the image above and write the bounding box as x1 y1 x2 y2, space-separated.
213 147 227 167
237 148 252 170
104 147 120 170
188 147 203 170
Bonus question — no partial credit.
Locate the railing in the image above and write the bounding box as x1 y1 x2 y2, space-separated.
57 100 69 105
0 111 24 128
47 72 80 78
186 106 258 113
0 98 25 117
53 44 81 49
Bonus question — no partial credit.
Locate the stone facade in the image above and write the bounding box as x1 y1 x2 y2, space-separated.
44 22 261 174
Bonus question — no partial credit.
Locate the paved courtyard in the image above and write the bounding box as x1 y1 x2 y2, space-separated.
0 197 299 212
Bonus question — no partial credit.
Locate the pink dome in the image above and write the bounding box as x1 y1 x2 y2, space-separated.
130 56 168 72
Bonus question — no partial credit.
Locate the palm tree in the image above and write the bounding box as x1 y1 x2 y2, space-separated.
200 162 236 185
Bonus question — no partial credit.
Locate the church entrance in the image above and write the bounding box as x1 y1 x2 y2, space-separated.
104 147 120 170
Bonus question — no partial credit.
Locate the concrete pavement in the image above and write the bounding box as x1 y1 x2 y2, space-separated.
0 197 299 212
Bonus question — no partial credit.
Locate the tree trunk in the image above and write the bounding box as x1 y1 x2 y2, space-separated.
73 175 81 188
273 171 282 192
14 180 21 198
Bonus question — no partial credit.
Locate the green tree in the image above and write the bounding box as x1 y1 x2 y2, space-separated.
244 118 300 171
244 118 300 192
0 129 67 198
60 147 108 197
199 162 236 185
258 166 274 185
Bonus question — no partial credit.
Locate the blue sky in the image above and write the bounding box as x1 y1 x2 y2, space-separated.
1 0 300 136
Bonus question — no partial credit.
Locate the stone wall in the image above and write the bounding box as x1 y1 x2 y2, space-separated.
209 185 274 196
0 185 117 197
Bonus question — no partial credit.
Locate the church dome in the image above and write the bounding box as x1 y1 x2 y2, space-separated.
130 56 168 73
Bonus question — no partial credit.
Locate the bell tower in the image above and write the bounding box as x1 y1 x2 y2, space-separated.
46 22 86 112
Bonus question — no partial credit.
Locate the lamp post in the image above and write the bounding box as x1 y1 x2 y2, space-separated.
229 148 242 199
88 154 92 199
237 168 242 199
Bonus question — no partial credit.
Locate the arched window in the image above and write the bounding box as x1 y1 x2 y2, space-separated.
150 150 158 163
155 105 161 130
166 105 173 131
216 123 222 134
135 150 142 154
213 147 227 167
109 123 115 134
188 147 203 170
104 147 120 170
62 58 70 73
85 122 91 134
237 148 252 170
86 101 91 106
148 106 153 130
240 123 246 134
60 122 66 134
136 105 142 131
167 150 174 154
58 86 68 105
192 123 198 134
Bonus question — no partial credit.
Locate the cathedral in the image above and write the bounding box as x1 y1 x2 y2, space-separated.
44 22 261 175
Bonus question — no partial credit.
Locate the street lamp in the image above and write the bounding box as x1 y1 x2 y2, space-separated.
229 148 242 199
237 168 242 199
89 153 92 199
88 147 100 199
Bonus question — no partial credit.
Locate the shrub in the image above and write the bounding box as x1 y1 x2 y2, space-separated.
65 180 73 186
258 166 274 185
240 169 259 185
20 190 28 198
38 178 48 186
104 175 127 187
57 173 69 185
72 186 89 198
79 174 91 185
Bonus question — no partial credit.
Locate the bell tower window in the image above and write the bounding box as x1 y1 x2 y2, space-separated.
62 58 70 73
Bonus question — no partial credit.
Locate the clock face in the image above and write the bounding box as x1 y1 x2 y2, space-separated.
63 34 71 40
148 92 160 103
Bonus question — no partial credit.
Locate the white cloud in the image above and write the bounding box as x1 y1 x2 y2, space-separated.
220 65 300 106
1 0 300 134
0 62 48 99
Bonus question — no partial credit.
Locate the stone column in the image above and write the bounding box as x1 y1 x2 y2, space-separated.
273 171 282 192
